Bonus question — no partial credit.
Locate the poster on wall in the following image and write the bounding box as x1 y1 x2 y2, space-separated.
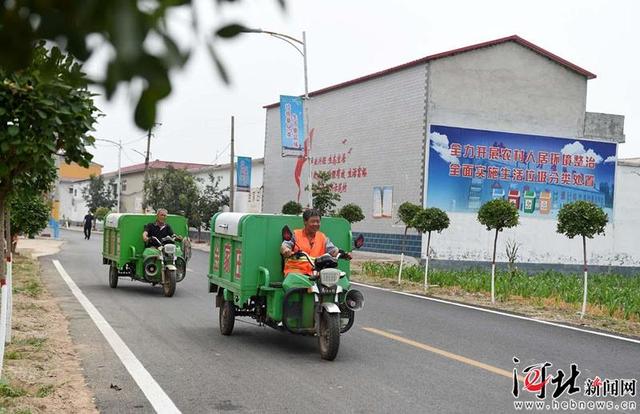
373 187 383 218
426 125 617 218
279 95 305 157
382 186 393 218
236 156 252 192
373 186 393 218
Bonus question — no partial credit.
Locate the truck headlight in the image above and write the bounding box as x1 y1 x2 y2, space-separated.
319 268 341 286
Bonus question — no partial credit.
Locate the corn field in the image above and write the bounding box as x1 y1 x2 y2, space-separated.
361 262 640 320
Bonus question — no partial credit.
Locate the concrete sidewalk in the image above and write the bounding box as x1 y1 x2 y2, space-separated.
15 237 65 258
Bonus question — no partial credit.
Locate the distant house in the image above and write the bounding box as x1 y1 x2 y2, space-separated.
191 158 264 213
54 155 103 224
102 160 213 213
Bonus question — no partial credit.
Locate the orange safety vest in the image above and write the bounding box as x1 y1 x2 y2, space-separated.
283 229 328 275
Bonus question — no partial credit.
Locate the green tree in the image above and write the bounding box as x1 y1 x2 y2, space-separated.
0 43 98 280
195 173 229 241
144 166 201 229
0 1 285 130
9 192 51 251
412 208 450 289
282 201 303 215
337 203 365 224
95 207 112 222
82 175 116 212
557 200 608 318
312 171 341 216
397 202 422 255
477 199 520 303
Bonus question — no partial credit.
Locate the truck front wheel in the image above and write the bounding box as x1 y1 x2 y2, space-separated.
163 269 176 297
318 312 340 361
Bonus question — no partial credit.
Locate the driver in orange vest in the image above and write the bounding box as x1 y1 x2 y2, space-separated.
281 209 343 276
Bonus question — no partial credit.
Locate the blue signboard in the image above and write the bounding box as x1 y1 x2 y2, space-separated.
236 156 252 192
279 95 305 156
426 125 617 218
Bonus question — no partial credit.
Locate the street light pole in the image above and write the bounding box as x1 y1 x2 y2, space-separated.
242 28 313 208
95 138 122 213
117 138 122 213
302 31 312 209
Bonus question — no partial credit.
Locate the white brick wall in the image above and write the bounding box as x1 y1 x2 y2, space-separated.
263 65 427 235
262 40 636 266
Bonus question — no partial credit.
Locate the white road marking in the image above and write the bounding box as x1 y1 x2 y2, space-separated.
351 281 640 345
52 260 181 414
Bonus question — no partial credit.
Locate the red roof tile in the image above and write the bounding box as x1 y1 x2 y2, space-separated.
104 160 213 176
264 35 596 108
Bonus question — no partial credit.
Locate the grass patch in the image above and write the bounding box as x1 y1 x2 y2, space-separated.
12 257 42 298
361 261 640 320
16 337 47 350
0 381 27 398
4 350 24 360
36 384 55 398
13 279 42 297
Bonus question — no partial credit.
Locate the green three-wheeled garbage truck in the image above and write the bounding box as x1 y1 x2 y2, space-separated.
102 213 191 297
207 212 365 361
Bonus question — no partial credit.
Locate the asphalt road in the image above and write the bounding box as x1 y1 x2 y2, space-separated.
40 229 640 413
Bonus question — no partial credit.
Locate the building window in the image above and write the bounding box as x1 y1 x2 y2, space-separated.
74 189 77 197
69 187 74 194
122 179 127 192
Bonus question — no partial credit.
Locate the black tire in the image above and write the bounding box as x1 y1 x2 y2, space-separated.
219 300 235 335
339 305 355 334
109 264 118 289
163 269 176 297
318 312 340 361
175 257 187 283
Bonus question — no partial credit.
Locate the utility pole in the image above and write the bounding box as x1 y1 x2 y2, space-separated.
229 116 235 212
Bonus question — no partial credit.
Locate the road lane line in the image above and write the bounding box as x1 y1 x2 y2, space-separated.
363 326 524 381
352 282 640 345
52 260 181 414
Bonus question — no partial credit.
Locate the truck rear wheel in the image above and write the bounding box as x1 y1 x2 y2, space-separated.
318 312 340 361
219 300 235 335
163 269 176 297
109 264 118 289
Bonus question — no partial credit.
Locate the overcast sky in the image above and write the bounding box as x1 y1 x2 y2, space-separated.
86 0 640 173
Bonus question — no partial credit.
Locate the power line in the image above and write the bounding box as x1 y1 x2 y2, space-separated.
212 143 231 164
123 133 152 145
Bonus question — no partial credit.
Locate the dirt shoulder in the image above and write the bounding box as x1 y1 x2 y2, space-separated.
351 262 640 340
1 254 98 414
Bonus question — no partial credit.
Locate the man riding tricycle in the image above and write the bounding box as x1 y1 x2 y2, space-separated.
102 210 191 297
207 210 365 361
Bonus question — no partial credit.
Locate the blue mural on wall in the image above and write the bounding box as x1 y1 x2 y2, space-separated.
426 125 617 218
